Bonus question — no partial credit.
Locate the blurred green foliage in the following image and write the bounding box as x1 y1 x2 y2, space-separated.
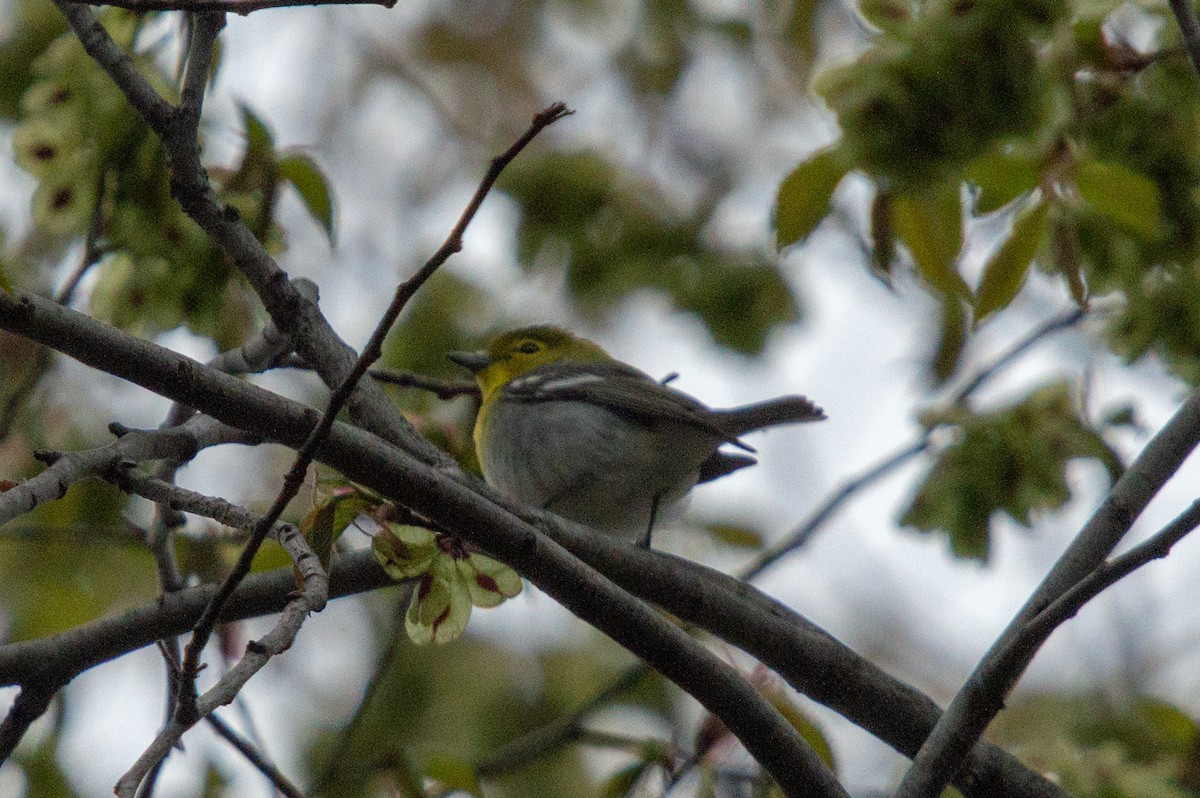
502 152 800 353
901 383 1122 560
991 694 1200 798
2 0 1200 794
779 0 1200 387
312 629 672 798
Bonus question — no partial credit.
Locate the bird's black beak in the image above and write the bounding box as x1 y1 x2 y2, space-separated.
447 350 491 374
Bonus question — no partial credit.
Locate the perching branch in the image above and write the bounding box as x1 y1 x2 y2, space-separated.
0 288 1072 798
0 291 841 798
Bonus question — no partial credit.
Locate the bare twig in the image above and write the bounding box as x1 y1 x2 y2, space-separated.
115 523 327 797
173 102 570 724
745 308 1086 581
369 368 480 400
1016 499 1200 658
0 416 245 526
207 712 303 798
1169 0 1200 79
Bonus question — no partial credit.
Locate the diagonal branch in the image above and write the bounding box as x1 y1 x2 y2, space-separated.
1015 499 1200 656
172 101 571 725
115 523 327 797
0 293 841 798
895 385 1200 798
0 289 1075 798
52 0 448 466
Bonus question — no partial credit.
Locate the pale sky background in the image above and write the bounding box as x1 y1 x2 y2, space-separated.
2 2 1200 796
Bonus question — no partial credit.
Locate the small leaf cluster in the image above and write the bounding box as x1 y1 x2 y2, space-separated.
501 152 799 354
10 17 334 348
778 2 1200 385
900 383 1123 560
373 523 522 646
817 0 1065 191
11 11 144 239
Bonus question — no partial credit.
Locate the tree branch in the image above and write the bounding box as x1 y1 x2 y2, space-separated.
172 100 570 729
1016 498 1200 657
0 416 248 526
115 523 327 797
1169 0 1200 79
206 713 303 798
52 0 450 466
0 289 1073 797
0 291 841 798
895 385 1200 798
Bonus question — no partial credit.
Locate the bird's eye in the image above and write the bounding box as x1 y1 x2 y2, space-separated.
517 341 541 355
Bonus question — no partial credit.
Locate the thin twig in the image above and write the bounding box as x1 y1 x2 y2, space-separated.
173 102 571 722
1016 499 1200 662
207 712 304 798
369 368 480 400
1168 0 1200 78
115 524 328 796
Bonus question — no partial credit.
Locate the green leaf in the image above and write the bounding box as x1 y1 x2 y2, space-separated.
901 383 1123 561
930 295 968 385
774 145 849 249
280 152 335 244
601 762 651 798
974 198 1048 324
420 751 482 796
891 183 970 299
239 102 274 154
857 0 913 34
1074 158 1161 239
965 148 1042 214
705 523 765 549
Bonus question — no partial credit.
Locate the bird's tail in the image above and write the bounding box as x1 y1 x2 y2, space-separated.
713 396 825 436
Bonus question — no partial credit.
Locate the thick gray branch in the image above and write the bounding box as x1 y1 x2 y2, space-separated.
0 289 1061 798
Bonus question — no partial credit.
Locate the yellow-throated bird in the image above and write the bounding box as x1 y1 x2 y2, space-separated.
450 326 824 546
